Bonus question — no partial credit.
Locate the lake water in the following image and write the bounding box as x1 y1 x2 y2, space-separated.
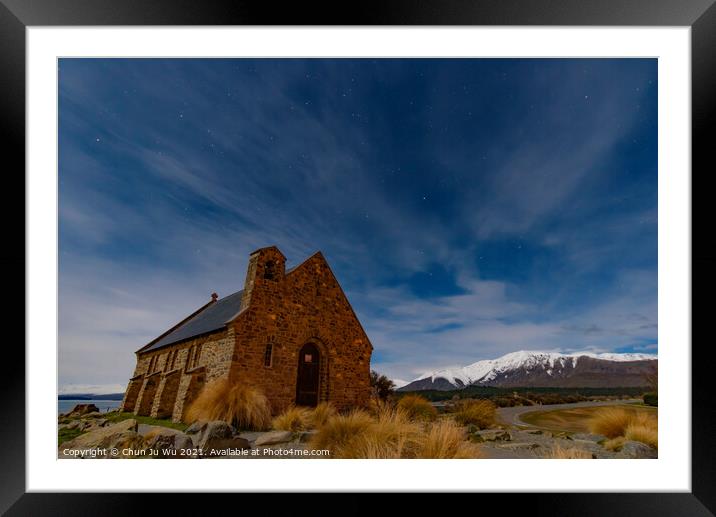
58 399 122 414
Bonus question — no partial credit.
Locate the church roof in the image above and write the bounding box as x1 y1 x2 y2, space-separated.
142 289 244 353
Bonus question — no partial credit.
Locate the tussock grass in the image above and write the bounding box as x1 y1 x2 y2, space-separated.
396 394 438 422
451 399 497 429
589 408 659 448
309 402 337 429
416 418 482 459
184 379 271 431
272 406 312 432
310 407 482 459
543 443 594 459
589 407 658 448
310 409 374 453
625 422 658 448
588 408 633 438
603 436 626 451
339 409 420 458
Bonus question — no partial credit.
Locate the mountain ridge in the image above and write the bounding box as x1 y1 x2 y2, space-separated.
398 350 657 391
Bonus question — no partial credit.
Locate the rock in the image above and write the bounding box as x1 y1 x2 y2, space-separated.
572 433 607 443
185 421 208 435
473 429 512 442
616 441 657 459
61 419 138 450
528 430 544 435
144 427 194 458
67 404 100 417
66 420 82 430
254 430 294 446
192 421 235 449
82 411 104 419
105 431 145 458
237 431 264 443
298 430 318 443
496 442 540 450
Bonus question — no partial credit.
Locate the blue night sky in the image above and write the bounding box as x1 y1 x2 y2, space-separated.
58 58 657 391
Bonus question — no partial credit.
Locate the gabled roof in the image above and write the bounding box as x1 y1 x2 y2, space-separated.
142 289 244 353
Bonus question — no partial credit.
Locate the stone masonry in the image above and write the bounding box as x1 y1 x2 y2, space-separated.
121 246 373 422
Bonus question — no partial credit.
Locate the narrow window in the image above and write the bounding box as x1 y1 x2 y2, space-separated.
193 344 202 368
186 346 194 370
264 260 275 280
148 356 155 373
264 343 273 367
170 350 177 370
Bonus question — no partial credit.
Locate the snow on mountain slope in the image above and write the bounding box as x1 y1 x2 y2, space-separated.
402 350 657 391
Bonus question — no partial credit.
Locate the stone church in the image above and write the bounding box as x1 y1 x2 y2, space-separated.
121 246 373 422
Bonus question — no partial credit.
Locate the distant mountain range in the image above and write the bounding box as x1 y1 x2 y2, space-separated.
398 350 657 391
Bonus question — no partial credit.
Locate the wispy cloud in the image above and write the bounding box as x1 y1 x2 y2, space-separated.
58 58 657 385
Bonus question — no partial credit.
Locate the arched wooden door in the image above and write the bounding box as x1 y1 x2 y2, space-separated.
296 343 320 407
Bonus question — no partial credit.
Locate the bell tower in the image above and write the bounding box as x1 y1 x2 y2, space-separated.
239 246 286 311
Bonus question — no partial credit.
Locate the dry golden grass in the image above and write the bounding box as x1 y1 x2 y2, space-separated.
603 436 626 451
334 408 420 458
416 418 482 459
588 407 633 438
625 422 658 448
366 396 395 416
272 406 312 432
396 394 438 422
184 379 271 431
309 402 337 429
588 407 658 448
310 409 374 453
310 407 483 459
451 399 497 429
543 443 594 459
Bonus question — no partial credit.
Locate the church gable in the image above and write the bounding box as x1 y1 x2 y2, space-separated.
122 245 373 421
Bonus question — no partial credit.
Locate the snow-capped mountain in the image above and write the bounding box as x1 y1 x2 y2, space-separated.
399 350 657 391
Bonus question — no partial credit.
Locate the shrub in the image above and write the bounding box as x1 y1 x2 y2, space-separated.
451 399 497 429
370 370 396 400
309 402 337 429
543 443 594 459
588 408 633 438
396 394 438 422
643 392 658 407
184 379 271 431
272 406 312 432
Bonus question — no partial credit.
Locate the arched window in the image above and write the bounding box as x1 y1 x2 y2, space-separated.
264 343 273 367
263 260 276 280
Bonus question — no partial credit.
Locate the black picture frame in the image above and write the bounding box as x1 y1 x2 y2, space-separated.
2 0 713 514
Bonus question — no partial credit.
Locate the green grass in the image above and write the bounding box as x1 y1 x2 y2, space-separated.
104 412 188 432
58 427 85 445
